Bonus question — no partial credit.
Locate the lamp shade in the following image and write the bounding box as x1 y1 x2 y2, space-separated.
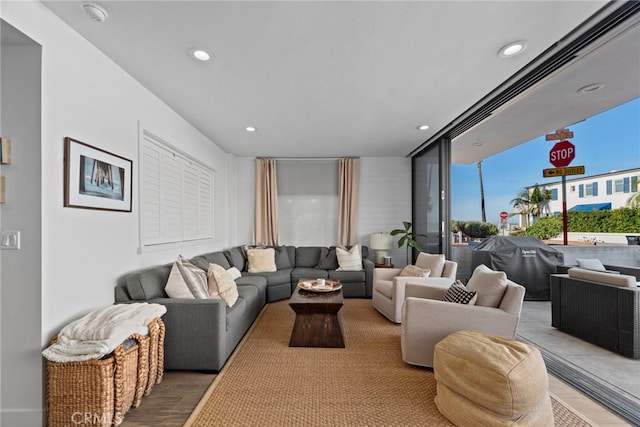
370 233 393 250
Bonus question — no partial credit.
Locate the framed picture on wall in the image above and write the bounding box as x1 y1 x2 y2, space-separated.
64 137 133 212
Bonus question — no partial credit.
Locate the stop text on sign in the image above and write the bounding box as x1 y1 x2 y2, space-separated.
549 140 575 168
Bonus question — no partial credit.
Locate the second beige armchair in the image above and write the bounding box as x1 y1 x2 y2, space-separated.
400 265 526 368
372 252 458 323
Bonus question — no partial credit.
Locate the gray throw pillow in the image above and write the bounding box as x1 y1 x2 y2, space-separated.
316 247 339 270
273 246 293 269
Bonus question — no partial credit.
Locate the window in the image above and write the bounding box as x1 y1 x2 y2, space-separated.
550 188 558 200
585 182 598 197
277 160 338 246
570 185 576 192
139 129 214 248
606 180 612 195
615 179 624 193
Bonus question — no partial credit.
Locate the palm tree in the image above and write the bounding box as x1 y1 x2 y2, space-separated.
529 184 553 220
510 184 552 227
625 176 640 208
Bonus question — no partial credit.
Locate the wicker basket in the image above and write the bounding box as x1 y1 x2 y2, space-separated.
46 337 139 427
145 317 166 396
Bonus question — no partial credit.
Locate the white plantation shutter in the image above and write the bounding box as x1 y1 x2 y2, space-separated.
140 130 214 248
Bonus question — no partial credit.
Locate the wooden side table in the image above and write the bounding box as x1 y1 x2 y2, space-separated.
375 263 395 268
288 286 345 348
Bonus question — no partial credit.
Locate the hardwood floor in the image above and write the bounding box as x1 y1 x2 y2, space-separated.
120 371 215 427
119 371 629 426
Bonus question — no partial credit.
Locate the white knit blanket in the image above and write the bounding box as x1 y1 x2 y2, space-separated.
42 303 167 362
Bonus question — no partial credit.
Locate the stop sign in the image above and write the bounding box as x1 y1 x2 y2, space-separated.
549 140 575 167
500 211 508 220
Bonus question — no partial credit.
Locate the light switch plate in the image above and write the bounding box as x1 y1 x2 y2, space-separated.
0 230 20 250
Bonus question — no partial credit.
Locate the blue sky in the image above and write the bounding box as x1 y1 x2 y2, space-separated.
451 97 640 224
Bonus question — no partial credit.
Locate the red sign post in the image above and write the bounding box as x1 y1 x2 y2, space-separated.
549 140 575 168
547 138 576 245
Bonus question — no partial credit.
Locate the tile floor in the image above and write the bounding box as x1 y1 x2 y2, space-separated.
518 301 639 426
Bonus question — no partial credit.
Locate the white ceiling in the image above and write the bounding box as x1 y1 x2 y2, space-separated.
41 1 640 163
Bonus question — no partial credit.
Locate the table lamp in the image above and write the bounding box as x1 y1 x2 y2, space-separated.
370 232 393 265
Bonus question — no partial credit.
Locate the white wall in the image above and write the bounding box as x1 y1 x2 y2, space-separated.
235 156 412 264
1 3 233 424
0 37 43 427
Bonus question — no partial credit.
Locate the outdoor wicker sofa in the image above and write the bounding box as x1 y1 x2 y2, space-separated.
550 269 640 359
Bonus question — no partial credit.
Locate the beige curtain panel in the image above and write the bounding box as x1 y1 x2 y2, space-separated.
338 158 360 246
254 158 279 246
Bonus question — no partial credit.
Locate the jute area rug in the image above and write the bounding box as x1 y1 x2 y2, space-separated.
185 299 593 426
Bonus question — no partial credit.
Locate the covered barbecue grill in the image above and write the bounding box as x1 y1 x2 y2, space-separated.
471 236 564 301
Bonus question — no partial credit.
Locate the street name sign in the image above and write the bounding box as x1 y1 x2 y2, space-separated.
545 129 574 141
543 165 585 178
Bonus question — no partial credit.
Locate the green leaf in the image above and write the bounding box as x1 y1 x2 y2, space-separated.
390 229 404 235
397 235 407 248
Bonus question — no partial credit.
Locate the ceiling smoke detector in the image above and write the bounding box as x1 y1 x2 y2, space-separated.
82 3 109 22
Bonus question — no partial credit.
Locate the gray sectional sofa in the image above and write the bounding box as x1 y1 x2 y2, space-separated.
114 245 373 371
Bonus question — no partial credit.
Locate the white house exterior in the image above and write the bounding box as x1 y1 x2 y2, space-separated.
537 167 640 215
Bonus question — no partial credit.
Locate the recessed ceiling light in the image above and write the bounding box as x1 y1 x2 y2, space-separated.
417 125 429 131
472 141 484 147
577 83 604 94
189 48 211 62
498 41 528 58
245 126 257 132
82 3 108 22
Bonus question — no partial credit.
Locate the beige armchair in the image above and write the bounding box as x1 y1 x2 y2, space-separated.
372 253 458 323
400 267 525 368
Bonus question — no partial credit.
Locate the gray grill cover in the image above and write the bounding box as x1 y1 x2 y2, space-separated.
471 236 564 301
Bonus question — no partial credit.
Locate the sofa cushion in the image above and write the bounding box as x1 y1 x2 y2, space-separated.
568 267 636 288
225 247 246 271
243 268 292 286
415 253 446 278
291 267 328 284
295 247 323 268
399 265 431 278
247 247 277 273
329 270 366 283
374 279 394 299
124 265 171 300
207 263 239 307
166 256 210 299
192 251 231 270
442 282 477 305
316 247 339 270
273 246 293 269
466 264 508 308
576 258 606 271
336 244 363 271
225 297 247 331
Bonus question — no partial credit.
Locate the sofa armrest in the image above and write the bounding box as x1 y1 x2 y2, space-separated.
404 280 452 300
144 298 227 371
373 268 402 281
362 258 375 298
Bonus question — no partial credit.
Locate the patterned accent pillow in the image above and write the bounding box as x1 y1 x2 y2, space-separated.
208 263 239 307
442 282 477 305
398 265 431 277
336 244 363 271
172 255 209 299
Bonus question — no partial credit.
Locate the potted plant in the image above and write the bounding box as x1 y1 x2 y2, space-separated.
390 221 425 265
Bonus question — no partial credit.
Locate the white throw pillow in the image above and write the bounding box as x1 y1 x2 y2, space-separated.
166 255 209 299
576 258 606 271
415 253 446 277
227 266 242 280
398 265 431 278
207 263 239 307
466 264 508 308
336 244 363 271
246 248 277 273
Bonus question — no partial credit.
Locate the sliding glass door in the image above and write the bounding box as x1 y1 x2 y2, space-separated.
412 138 451 260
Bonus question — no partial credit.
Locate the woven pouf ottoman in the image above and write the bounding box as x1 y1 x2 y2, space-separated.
433 330 553 426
